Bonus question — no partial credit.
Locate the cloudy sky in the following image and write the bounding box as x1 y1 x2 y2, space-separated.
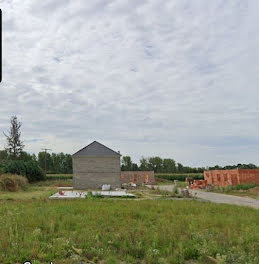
0 0 259 167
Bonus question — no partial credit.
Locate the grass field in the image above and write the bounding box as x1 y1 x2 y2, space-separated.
0 183 258 264
0 179 258 263
0 180 72 201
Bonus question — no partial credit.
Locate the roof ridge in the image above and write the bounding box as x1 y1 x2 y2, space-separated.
72 141 96 156
72 141 120 156
93 141 120 155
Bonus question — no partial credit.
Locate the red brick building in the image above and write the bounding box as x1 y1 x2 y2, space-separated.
120 171 155 185
204 169 259 187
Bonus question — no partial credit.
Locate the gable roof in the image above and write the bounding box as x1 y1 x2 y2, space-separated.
72 141 121 157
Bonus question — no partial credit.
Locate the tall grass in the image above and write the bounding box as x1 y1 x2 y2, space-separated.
230 183 258 190
216 184 259 193
0 174 28 191
0 200 258 263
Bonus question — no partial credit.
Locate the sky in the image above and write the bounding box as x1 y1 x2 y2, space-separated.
0 0 259 167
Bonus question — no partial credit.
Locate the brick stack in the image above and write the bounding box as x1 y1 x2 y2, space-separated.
204 169 259 187
190 180 207 189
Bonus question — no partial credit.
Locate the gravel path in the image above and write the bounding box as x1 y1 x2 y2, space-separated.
149 185 259 209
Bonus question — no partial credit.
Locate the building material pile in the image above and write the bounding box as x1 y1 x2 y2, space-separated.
204 169 259 187
49 190 135 199
190 180 207 189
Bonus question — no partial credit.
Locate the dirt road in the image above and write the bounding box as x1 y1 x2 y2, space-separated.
149 185 259 209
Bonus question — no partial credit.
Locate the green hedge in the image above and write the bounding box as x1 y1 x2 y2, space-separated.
46 175 73 180
155 173 204 182
4 160 45 182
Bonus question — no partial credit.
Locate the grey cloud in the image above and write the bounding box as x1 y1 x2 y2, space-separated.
0 0 259 166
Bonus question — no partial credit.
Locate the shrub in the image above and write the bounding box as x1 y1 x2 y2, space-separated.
24 161 45 182
0 174 28 192
172 186 179 195
3 160 45 182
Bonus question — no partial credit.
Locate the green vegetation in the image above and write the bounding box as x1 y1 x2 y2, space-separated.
3 115 25 159
122 156 206 173
0 199 258 264
0 116 258 177
0 180 72 200
213 184 259 199
0 174 28 191
0 178 258 263
46 174 73 180
225 183 258 191
151 187 183 198
3 160 45 182
0 186 56 200
37 152 72 174
155 173 204 182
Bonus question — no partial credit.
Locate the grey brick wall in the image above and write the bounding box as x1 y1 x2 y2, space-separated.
73 156 121 189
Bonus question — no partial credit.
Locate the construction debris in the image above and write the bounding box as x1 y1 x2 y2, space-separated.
49 190 135 199
102 184 111 191
190 180 207 189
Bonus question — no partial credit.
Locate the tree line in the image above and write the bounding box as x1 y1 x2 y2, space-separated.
121 156 206 173
121 156 258 173
0 150 72 174
1 116 258 175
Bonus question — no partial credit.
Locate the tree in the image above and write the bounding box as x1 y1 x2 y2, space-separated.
132 163 139 171
177 163 184 173
0 150 8 161
63 154 72 173
148 157 163 173
139 157 149 171
121 156 133 171
162 158 176 173
38 151 52 173
20 151 34 162
4 116 25 159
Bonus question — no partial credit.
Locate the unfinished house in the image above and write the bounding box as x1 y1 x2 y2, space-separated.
204 169 259 187
72 141 121 189
120 171 155 185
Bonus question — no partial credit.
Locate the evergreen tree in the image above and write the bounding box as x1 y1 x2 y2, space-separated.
4 116 25 159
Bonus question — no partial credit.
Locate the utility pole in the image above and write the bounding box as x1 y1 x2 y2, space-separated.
41 148 52 176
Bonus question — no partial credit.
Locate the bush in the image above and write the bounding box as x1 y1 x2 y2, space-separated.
24 161 45 182
156 173 204 182
0 174 28 192
3 160 45 182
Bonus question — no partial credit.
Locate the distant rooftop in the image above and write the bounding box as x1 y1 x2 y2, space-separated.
72 141 121 157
